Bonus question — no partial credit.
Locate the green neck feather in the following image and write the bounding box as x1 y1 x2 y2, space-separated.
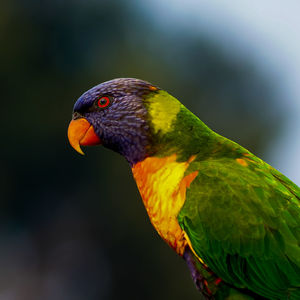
144 90 248 162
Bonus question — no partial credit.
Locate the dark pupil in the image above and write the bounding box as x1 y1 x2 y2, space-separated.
100 98 107 105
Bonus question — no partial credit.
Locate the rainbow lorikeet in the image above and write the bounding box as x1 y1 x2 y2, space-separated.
67 78 300 299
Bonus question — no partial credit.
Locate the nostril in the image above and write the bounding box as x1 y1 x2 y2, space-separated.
72 112 82 120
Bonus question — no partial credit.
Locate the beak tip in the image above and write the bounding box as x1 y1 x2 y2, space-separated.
73 143 85 155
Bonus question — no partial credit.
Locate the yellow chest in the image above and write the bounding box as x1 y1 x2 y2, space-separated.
132 154 198 255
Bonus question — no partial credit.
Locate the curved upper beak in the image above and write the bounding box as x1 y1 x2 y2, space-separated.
67 118 101 155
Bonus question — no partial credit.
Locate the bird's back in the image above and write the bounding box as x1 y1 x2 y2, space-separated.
178 138 300 299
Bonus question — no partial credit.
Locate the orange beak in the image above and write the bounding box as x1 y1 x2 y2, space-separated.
67 118 101 155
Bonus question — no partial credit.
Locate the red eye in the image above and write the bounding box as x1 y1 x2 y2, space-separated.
97 96 110 108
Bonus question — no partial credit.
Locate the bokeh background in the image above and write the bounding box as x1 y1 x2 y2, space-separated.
1 1 300 299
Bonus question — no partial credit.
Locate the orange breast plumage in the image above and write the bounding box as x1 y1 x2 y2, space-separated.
132 154 198 255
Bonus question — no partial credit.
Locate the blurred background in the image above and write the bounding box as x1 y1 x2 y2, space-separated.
1 0 300 299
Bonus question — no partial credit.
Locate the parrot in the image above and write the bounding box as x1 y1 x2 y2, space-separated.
67 78 300 299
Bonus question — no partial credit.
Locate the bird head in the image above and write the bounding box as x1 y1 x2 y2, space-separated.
67 78 182 165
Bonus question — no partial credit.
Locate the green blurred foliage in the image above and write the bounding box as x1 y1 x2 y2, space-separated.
0 0 283 299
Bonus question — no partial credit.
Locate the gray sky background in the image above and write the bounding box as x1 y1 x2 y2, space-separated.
141 0 300 185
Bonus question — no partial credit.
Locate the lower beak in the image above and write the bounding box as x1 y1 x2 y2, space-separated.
67 118 101 155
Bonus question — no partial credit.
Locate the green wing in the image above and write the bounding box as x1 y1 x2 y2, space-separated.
178 153 300 299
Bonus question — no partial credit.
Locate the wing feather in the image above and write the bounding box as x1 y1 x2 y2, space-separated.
178 155 300 299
